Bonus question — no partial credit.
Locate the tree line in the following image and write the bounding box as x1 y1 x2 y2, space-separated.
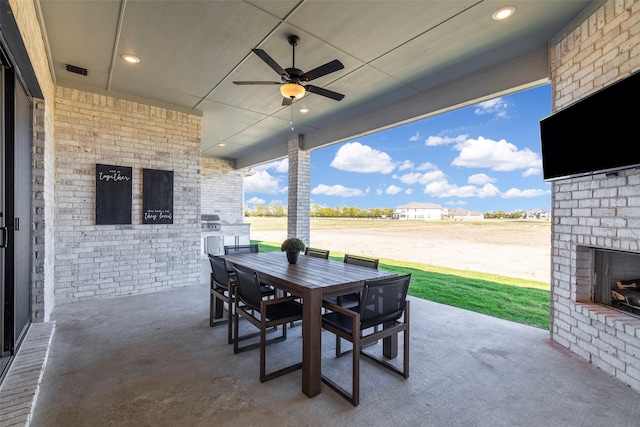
245 203 394 218
245 203 534 219
483 210 528 219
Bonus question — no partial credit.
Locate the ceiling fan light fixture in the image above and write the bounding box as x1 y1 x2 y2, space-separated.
280 82 306 100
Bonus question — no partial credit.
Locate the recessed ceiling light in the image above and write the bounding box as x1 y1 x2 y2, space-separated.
120 54 140 64
299 108 309 113
492 6 515 21
218 142 225 147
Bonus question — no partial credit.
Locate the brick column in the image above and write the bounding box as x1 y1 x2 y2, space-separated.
32 98 46 322
287 134 310 247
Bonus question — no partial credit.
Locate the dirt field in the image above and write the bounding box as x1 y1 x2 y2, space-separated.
247 217 551 283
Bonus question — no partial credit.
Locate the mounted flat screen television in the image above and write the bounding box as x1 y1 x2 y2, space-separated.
540 70 640 181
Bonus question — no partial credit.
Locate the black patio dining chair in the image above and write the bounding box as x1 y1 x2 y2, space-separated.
209 254 237 344
233 264 304 382
224 244 259 255
223 243 262 278
209 254 274 344
221 243 276 293
343 253 380 269
304 247 330 259
321 273 411 406
324 254 380 310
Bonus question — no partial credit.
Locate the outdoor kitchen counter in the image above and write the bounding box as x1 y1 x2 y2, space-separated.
200 222 251 236
200 222 252 284
201 223 251 256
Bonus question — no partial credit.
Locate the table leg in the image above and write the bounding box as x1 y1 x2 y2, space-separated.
382 294 398 358
301 289 322 397
383 321 398 358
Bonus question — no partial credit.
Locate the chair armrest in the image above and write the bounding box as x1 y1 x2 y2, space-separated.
322 300 361 331
261 295 300 307
322 300 358 317
322 300 361 338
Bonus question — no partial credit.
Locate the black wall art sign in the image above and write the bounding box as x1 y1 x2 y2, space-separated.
95 164 132 225
143 168 174 224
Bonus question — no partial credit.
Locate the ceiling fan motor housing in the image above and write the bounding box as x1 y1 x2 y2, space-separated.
284 68 303 82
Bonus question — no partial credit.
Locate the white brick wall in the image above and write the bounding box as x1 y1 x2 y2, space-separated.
32 99 46 322
53 87 202 303
201 157 245 222
549 0 640 393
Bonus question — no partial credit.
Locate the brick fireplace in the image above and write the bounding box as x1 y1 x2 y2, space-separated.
548 0 640 394
551 170 640 392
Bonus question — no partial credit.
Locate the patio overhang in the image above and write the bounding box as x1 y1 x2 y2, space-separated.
36 0 602 169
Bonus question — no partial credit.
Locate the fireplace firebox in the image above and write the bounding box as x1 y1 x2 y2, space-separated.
591 248 640 316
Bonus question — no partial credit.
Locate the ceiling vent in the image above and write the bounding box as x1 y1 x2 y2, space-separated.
65 64 87 76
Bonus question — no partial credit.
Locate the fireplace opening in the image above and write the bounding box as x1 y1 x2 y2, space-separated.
593 248 640 316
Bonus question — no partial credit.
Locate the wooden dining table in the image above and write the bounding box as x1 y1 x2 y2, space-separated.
221 250 397 398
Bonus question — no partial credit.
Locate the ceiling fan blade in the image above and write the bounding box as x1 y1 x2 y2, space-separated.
300 59 344 82
282 97 293 106
305 85 345 101
233 81 281 85
252 49 289 79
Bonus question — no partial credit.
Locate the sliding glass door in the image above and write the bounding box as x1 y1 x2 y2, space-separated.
0 58 32 379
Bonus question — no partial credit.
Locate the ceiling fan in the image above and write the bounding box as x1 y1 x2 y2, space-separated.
233 35 345 106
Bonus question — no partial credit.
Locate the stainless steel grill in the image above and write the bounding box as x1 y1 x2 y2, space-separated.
201 214 221 231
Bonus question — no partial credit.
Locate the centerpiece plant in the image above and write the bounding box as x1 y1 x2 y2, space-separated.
281 238 306 264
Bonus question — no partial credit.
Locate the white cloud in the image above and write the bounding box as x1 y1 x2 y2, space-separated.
423 179 500 199
416 169 548 201
243 170 286 194
246 196 265 205
405 188 413 195
425 134 468 146
385 185 403 195
474 97 507 118
396 169 446 185
409 131 421 142
424 181 473 198
398 160 414 170
396 172 421 184
451 136 542 172
330 142 396 174
522 167 541 177
468 173 496 185
311 184 367 197
501 188 551 198
476 183 501 198
416 162 437 171
376 188 383 195
272 158 289 173
254 158 288 173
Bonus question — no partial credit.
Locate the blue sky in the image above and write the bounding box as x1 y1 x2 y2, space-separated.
244 84 552 213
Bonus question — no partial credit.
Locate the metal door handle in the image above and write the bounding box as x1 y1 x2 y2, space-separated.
0 227 7 248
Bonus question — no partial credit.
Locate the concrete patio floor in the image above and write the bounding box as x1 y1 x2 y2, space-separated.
6 282 640 426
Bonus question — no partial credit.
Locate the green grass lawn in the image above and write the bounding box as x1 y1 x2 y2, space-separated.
254 240 550 330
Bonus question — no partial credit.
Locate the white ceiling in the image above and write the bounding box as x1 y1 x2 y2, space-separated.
37 0 600 169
